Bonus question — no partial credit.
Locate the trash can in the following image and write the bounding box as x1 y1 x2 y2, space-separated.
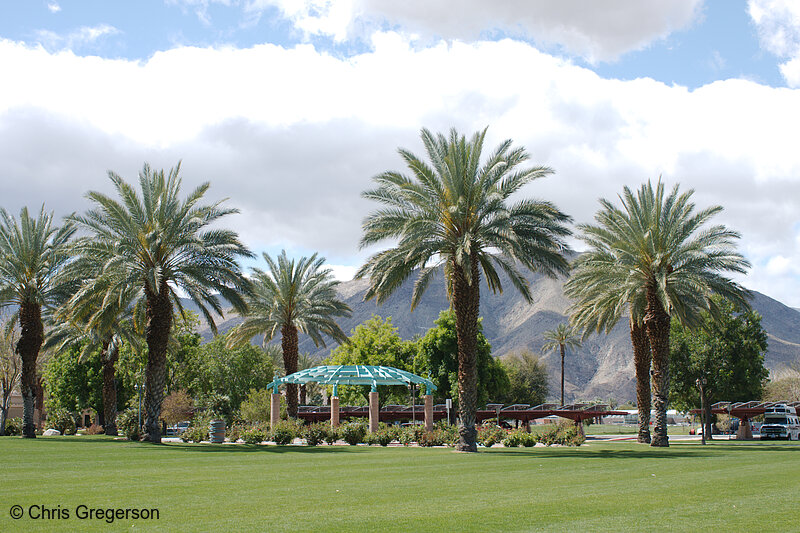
209 420 226 443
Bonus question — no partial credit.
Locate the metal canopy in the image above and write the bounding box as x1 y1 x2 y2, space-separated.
268 365 437 394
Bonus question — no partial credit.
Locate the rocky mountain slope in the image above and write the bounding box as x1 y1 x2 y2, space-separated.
197 266 800 403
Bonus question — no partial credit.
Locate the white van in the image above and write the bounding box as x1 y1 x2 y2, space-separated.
760 405 800 441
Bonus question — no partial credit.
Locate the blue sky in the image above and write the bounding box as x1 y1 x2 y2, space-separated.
1 0 800 306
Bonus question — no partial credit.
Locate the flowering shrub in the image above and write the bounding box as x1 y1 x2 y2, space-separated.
270 420 298 445
340 421 367 445
477 424 506 447
303 423 328 446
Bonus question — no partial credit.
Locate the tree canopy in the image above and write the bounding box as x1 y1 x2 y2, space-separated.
669 297 768 412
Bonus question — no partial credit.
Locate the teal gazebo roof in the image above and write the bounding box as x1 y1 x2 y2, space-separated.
268 365 437 394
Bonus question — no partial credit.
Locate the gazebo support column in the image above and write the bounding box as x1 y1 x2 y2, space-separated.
369 388 379 433
270 392 281 428
424 394 433 432
331 385 340 428
737 416 753 440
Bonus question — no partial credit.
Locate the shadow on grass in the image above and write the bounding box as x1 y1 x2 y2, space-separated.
484 441 800 459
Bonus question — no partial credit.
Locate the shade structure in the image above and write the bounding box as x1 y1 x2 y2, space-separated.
267 365 437 395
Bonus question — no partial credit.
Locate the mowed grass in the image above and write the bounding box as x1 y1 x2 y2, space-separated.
2 436 799 532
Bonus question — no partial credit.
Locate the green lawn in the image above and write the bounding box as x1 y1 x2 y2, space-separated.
2 436 799 532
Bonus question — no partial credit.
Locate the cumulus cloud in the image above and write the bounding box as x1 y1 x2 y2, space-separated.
245 0 702 62
47 2 61 14
749 0 800 86
1 33 800 302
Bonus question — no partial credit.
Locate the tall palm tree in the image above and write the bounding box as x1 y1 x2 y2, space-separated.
0 206 75 438
357 127 572 451
227 250 351 418
541 323 581 406
575 180 749 447
565 251 653 443
71 163 252 442
46 271 143 436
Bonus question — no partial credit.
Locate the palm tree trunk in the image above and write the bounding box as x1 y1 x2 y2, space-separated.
103 341 120 436
631 319 651 444
17 301 43 439
143 281 172 443
282 323 299 418
560 344 566 406
452 255 480 452
644 282 670 447
299 385 307 406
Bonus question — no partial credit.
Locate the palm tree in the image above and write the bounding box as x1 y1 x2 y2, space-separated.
357 127 572 451
565 250 653 443
46 270 143 436
575 180 749 447
227 250 351 418
71 163 252 442
541 323 581 406
0 206 75 438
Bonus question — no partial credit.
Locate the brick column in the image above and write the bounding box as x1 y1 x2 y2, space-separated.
369 391 379 433
736 417 753 440
270 393 281 428
331 396 340 428
424 394 433 432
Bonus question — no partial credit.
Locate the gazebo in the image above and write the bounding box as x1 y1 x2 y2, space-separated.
267 365 437 433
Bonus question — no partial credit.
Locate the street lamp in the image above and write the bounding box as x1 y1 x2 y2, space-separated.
696 377 707 445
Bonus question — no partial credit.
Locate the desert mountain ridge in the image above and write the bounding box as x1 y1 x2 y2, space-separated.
191 264 800 403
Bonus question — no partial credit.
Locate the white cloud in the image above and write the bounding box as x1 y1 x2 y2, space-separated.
748 0 800 86
47 2 61 14
2 32 800 304
246 0 703 62
33 24 120 51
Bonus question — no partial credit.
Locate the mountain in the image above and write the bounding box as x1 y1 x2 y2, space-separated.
192 265 800 403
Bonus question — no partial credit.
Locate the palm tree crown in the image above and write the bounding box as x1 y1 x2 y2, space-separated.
574 179 749 446
228 250 351 417
358 127 572 451
72 163 253 442
0 206 75 438
541 323 581 406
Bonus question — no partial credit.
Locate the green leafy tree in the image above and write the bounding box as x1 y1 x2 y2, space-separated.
0 206 76 438
764 375 800 402
43 342 103 417
46 265 144 436
0 319 21 435
415 310 509 409
498 351 548 407
326 315 417 406
670 297 768 437
186 333 276 414
358 127 571 451
569 180 749 447
541 323 581 406
71 163 252 442
227 250 351 418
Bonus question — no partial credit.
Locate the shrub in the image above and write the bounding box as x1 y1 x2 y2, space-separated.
270 420 298 445
537 421 584 446
478 424 506 447
84 423 104 435
116 408 141 441
304 423 328 446
434 422 459 446
241 424 269 444
4 417 22 436
180 413 214 443
340 421 367 445
418 430 444 447
161 390 194 426
48 409 77 435
364 431 379 446
226 422 244 442
322 425 338 445
374 428 394 446
502 428 537 448
239 388 271 424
